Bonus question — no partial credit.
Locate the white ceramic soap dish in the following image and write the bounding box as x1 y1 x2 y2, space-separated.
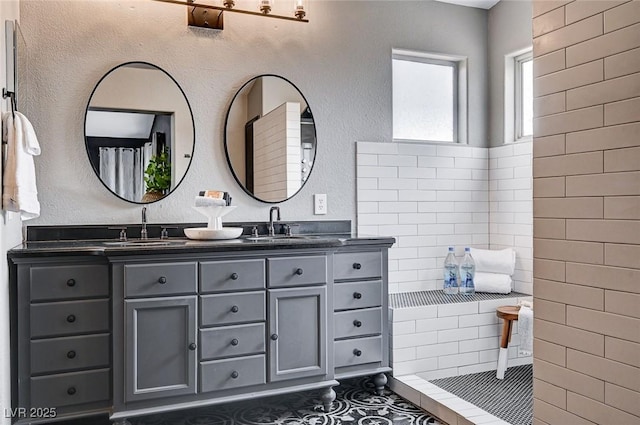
184 206 242 240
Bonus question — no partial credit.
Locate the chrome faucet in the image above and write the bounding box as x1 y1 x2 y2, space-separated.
141 207 148 240
268 206 281 236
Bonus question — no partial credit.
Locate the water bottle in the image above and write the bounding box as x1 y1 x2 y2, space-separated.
459 247 475 295
443 247 458 294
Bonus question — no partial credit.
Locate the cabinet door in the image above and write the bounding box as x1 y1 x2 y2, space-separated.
268 287 327 382
125 296 197 402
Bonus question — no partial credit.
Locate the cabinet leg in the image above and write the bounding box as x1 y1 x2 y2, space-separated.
320 385 336 412
113 419 132 425
373 372 387 396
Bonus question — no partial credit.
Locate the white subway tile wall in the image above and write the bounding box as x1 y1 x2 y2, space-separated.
532 1 640 424
389 296 533 378
489 142 533 294
356 141 533 295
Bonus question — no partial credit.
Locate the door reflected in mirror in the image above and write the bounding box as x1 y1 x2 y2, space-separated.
225 75 317 203
84 62 194 204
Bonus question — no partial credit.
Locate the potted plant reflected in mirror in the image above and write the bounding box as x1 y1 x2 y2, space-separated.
142 149 171 202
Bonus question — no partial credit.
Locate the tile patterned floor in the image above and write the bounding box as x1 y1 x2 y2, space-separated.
54 377 442 425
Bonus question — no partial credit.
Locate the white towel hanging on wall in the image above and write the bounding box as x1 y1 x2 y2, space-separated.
2 111 41 220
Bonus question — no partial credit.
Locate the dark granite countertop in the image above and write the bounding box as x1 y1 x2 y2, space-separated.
9 221 395 258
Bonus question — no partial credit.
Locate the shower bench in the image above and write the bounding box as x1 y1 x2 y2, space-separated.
388 290 532 381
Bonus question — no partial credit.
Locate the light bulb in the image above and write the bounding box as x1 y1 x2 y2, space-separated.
259 0 272 14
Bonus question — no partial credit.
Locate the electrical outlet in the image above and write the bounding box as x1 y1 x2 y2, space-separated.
314 194 327 215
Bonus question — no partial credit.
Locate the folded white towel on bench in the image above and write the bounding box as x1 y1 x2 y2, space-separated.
474 272 512 294
470 247 516 275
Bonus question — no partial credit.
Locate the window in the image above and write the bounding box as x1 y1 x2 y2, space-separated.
505 48 533 143
515 51 533 140
392 49 467 143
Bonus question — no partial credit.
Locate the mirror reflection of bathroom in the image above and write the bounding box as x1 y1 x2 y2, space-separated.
84 62 194 204
225 75 317 203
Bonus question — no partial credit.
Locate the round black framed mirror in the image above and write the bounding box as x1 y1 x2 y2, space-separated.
84 62 195 204
224 75 317 203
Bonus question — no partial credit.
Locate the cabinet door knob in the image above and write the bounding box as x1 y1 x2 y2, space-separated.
158 276 167 284
230 338 239 346
66 314 76 323
188 343 197 351
66 279 76 287
66 350 76 359
353 320 362 328
295 268 304 276
67 387 76 396
353 292 362 299
353 349 362 357
353 263 362 270
231 371 239 379
270 334 278 341
230 273 239 280
230 305 239 313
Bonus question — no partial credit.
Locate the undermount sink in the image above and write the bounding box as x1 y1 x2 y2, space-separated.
102 239 186 247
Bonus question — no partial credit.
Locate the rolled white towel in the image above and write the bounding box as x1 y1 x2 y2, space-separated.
194 196 226 207
470 247 516 275
474 272 512 294
518 304 533 356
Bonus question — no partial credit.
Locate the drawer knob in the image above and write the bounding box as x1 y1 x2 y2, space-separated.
188 343 197 351
230 305 239 313
66 350 76 359
353 349 362 357
353 320 362 328
270 333 278 341
66 279 76 287
295 268 304 276
231 371 239 379
158 276 167 284
230 338 239 346
353 292 362 299
67 387 76 396
66 314 76 323
230 273 239 280
353 263 362 270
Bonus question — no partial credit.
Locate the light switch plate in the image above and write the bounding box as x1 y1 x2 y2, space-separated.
314 194 327 215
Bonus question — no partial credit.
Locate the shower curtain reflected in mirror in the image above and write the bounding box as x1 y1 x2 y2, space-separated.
99 142 153 202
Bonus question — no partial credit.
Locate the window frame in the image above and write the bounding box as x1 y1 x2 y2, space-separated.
514 50 533 141
504 47 533 144
392 49 468 144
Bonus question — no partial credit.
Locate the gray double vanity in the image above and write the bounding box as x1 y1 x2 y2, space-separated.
8 59 394 424
9 224 394 424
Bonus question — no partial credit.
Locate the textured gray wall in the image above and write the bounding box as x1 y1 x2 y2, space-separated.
488 0 533 146
20 0 488 226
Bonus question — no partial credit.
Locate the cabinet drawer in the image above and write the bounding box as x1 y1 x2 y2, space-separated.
124 262 197 297
200 354 265 393
201 292 265 326
334 280 382 311
30 368 110 408
200 323 265 360
30 300 110 338
200 259 265 293
334 251 382 280
31 334 110 375
334 336 383 368
334 307 382 339
268 256 327 288
30 264 109 302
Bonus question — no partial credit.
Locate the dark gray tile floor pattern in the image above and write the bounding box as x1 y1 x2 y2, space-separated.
51 377 441 425
389 290 528 308
430 364 533 425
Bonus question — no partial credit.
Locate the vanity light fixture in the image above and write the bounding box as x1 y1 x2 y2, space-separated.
153 0 308 30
